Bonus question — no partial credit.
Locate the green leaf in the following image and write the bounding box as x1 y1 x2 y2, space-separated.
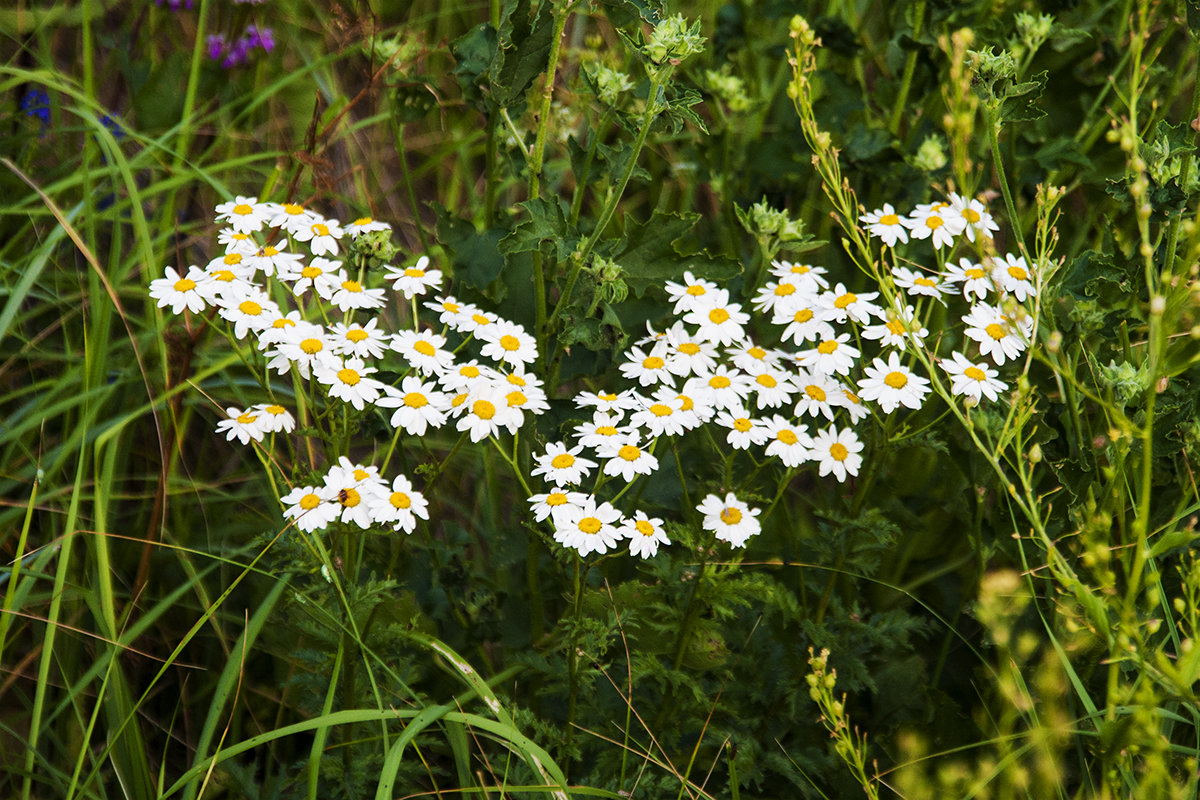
492 0 556 110
610 210 741 297
433 204 506 292
450 23 499 113
497 197 579 261
1000 69 1048 123
590 0 666 26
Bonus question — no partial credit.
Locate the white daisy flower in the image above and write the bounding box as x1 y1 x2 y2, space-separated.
769 260 830 290
552 497 623 556
684 366 753 413
797 334 860 377
425 295 477 329
454 308 501 336
150 266 213 314
477 320 538 368
838 385 871 423
289 257 342 299
682 294 750 346
773 300 838 346
629 388 697 438
861 304 928 350
257 310 305 349
664 270 719 314
943 258 995 302
619 341 675 388
752 276 819 317
372 474 429 534
201 264 256 301
251 403 296 434
218 229 259 256
217 287 281 339
713 407 769 450
749 365 797 410
762 415 812 467
438 360 498 392
962 303 1030 365
455 384 509 442
665 322 719 377
378 377 450 435
621 511 671 559
820 283 883 325
595 438 659 482
574 389 639 416
857 352 931 413
792 369 843 421
386 255 444 299
280 485 339 532
860 204 910 247
266 202 322 236
948 192 999 242
314 357 386 410
991 253 1037 302
902 202 967 249
330 276 387 312
574 412 636 451
392 329 455 376
531 442 597 487
294 218 345 256
697 492 761 548
345 216 392 238
267 322 336 378
245 243 304 278
215 406 265 445
528 489 588 522
941 351 1008 403
892 266 949 302
727 339 786 374
214 195 270 233
329 319 391 359
810 425 864 482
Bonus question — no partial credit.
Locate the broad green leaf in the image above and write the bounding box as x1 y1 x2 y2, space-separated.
498 197 579 261
610 210 741 297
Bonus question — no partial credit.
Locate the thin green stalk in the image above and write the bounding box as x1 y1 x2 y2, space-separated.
983 101 1026 251
887 0 925 136
1163 40 1200 278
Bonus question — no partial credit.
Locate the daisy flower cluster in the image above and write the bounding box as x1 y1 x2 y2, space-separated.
859 192 1039 403
149 196 548 536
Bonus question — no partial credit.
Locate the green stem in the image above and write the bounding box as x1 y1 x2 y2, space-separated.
1163 41 1200 278
983 101 1026 251
887 0 925 136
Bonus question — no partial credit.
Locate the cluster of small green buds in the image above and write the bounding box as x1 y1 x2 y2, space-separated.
643 14 705 65
967 46 1018 101
741 198 807 242
1013 12 1054 55
348 229 401 271
702 66 752 113
789 15 819 47
585 63 633 107
911 135 949 172
585 255 629 306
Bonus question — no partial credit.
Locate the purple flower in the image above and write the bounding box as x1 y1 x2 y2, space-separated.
155 0 194 10
21 88 50 125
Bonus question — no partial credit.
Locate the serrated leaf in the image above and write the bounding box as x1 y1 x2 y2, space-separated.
1000 69 1047 123
589 0 666 26
493 0 556 110
498 197 579 261
433 204 506 292
450 23 498 113
611 210 741 296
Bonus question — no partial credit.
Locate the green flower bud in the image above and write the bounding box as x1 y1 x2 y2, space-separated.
644 14 706 65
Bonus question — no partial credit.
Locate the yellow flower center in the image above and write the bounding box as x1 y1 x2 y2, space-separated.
756 374 777 388
239 300 263 315
985 323 1007 340
966 268 986 279
404 267 426 278
596 426 617 436
338 368 361 387
224 253 243 266
635 519 656 536
964 366 987 381
720 507 742 525
472 314 491 326
733 418 752 432
174 278 196 292
500 334 521 352
650 403 672 417
390 492 412 509
212 270 236 282
339 487 361 507
579 517 602 534
263 246 279 257
236 412 257 424
926 215 944 229
300 338 323 354
284 203 304 214
708 308 730 324
677 394 694 411
749 346 767 359
599 392 617 400
442 301 460 312
546 492 568 506
834 293 857 309
879 213 900 225
793 309 814 324
265 404 285 415
643 356 665 370
299 493 321 510
884 371 909 389
774 283 796 296
301 266 322 279
404 392 428 408
844 390 861 405
618 444 641 461
886 319 906 335
1007 266 1029 281
354 216 374 226
790 264 811 274
460 365 480 378
963 208 981 223
914 277 937 288
507 373 527 386
273 318 295 329
829 443 849 461
806 385 826 401
678 342 701 355
686 285 706 296
473 400 496 420
347 329 368 342
817 340 839 355
415 340 437 357
776 429 798 445
232 203 253 215
341 280 362 292
312 223 330 236
506 391 527 407
551 453 576 469
353 469 370 481
709 375 731 389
